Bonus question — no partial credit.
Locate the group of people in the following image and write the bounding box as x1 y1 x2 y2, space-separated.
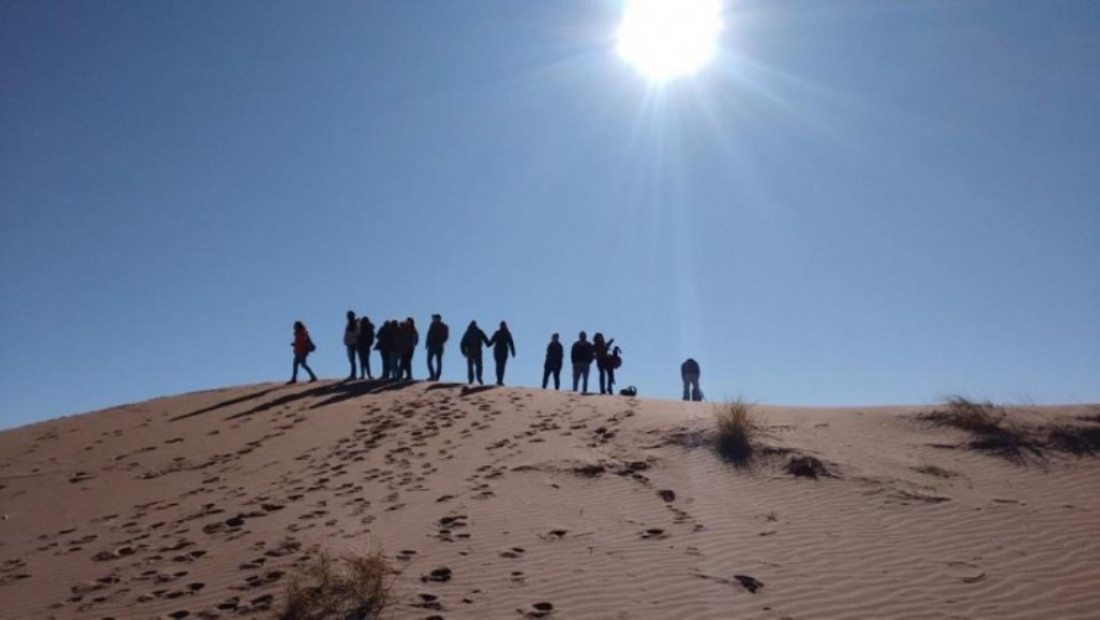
540 331 622 395
289 314 703 400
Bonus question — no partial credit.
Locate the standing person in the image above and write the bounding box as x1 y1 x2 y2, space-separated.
398 317 419 380
542 333 563 390
681 358 702 401
593 332 616 395
356 316 375 380
288 321 318 384
459 320 490 385
571 331 595 393
375 320 394 379
425 314 449 380
487 321 516 386
343 311 359 380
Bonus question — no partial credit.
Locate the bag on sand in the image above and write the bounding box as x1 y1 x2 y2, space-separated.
619 386 637 397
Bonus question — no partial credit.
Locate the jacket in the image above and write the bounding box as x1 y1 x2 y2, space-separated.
488 329 515 359
545 341 564 369
571 340 594 364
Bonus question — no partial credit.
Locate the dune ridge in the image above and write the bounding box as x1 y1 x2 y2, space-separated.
1 381 1098 619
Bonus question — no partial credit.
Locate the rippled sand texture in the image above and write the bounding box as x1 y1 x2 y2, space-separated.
1 381 1098 619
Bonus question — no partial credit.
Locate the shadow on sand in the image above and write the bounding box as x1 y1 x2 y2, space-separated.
171 386 284 422
218 379 419 421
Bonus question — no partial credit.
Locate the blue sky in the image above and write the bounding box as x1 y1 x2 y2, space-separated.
2 0 1098 429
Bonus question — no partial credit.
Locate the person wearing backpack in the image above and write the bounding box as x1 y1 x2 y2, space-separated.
343 310 359 380
542 333 564 390
593 333 616 395
356 316 375 380
487 321 516 386
425 314 449 381
289 321 318 384
460 320 491 385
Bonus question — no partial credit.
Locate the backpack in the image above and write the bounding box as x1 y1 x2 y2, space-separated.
611 347 622 369
307 337 316 353
619 385 637 397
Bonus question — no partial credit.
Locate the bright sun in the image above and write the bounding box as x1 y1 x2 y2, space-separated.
616 0 722 82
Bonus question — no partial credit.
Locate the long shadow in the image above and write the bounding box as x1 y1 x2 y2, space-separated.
425 382 464 392
459 385 497 397
309 379 417 409
171 386 283 422
224 383 339 420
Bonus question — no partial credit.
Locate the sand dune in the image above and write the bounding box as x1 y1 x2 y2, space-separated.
1 381 1098 619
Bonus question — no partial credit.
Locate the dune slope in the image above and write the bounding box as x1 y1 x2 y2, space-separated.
1 381 1099 619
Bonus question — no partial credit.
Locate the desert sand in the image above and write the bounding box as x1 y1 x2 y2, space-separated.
1 381 1098 619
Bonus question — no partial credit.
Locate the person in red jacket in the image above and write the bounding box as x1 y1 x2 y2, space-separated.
289 321 318 384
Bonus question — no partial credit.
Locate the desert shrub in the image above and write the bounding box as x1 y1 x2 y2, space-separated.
714 399 757 466
1046 423 1100 456
281 546 392 620
920 397 1007 434
919 397 1042 464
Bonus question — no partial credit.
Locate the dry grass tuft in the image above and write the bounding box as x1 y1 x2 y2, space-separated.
1046 424 1100 456
918 397 1043 464
714 399 758 466
281 546 392 620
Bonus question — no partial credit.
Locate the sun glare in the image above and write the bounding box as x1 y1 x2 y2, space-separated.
616 0 722 82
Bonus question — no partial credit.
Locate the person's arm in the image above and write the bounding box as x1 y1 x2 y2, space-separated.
481 331 491 347
509 334 516 357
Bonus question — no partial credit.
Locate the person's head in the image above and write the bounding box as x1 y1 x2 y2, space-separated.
500 320 507 330
407 317 415 326
579 331 587 341
347 310 355 321
551 333 559 342
359 316 370 327
593 332 604 344
468 320 478 330
432 313 441 322
294 321 304 333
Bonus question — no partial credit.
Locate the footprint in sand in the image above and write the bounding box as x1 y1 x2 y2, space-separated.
945 561 986 583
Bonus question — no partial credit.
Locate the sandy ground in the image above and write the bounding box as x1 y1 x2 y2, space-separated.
1 380 1098 619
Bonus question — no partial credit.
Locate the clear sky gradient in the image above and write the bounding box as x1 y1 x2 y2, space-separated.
2 1 1098 430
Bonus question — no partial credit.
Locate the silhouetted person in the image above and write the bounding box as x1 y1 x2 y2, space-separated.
398 317 418 380
681 358 702 401
488 321 516 386
460 321 490 385
288 321 317 384
571 331 595 393
343 310 359 380
376 320 396 379
542 333 563 390
425 314 449 381
594 332 616 395
356 316 375 379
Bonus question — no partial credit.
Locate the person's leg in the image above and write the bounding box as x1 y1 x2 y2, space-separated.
302 356 317 381
466 356 475 384
364 349 372 379
598 367 607 394
475 356 484 385
552 368 561 390
691 377 702 401
290 356 300 383
391 352 402 379
608 368 615 393
683 376 690 400
427 350 436 380
581 363 590 393
346 345 356 379
572 365 580 391
495 355 506 386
